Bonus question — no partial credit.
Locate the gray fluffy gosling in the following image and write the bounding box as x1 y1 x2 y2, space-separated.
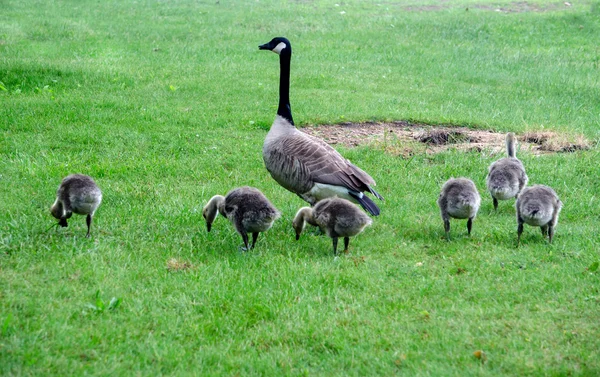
259 37 383 216
516 185 562 246
50 174 102 238
486 132 528 210
437 178 481 239
202 186 281 251
292 197 372 255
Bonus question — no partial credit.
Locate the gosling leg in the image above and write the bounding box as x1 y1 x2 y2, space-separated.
343 237 350 254
492 197 498 211
467 218 473 236
444 219 451 240
251 232 259 249
548 224 555 244
540 225 548 238
332 237 339 256
86 215 92 238
240 231 250 251
517 216 524 247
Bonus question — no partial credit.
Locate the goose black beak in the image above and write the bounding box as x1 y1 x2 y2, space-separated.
206 223 212 232
58 218 68 227
295 234 300 241
259 43 270 50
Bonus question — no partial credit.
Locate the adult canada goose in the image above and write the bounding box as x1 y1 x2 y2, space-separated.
516 185 562 246
437 178 481 239
50 174 102 238
292 197 372 255
486 132 528 210
259 37 383 216
202 186 280 251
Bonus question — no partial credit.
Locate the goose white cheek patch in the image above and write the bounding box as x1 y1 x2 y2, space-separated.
273 42 287 54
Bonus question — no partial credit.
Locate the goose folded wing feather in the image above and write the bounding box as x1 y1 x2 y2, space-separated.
281 132 375 194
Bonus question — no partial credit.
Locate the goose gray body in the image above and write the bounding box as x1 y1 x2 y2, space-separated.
516 185 562 245
260 37 383 216
293 197 372 255
486 133 528 210
50 174 102 237
203 186 280 250
437 178 481 238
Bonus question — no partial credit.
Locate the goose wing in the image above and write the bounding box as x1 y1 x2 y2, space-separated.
263 143 314 194
268 130 378 196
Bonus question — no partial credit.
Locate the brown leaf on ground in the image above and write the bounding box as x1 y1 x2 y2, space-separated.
473 350 488 363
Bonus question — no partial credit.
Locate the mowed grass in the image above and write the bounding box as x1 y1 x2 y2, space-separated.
1 0 600 375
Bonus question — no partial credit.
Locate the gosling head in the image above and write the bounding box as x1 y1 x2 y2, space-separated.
292 207 312 241
202 195 224 233
50 200 68 227
259 37 291 56
50 201 61 220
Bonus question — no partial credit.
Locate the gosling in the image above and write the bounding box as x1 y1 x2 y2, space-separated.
202 186 280 251
516 185 562 246
50 174 102 238
292 197 372 255
486 132 528 210
437 178 481 239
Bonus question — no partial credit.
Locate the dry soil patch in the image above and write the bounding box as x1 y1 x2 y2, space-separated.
301 121 591 157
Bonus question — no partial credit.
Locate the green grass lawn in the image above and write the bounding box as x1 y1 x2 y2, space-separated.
1 0 600 375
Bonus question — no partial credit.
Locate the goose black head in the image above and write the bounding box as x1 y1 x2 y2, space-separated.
259 37 291 55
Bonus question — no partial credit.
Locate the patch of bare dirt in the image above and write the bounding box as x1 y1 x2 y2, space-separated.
522 131 591 152
300 121 591 157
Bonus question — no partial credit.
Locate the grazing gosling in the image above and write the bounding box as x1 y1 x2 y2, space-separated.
50 174 102 238
202 186 280 251
437 178 481 239
486 132 528 210
516 185 562 246
292 197 372 255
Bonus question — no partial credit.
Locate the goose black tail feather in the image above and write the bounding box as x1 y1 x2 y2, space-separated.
349 192 381 216
368 185 384 201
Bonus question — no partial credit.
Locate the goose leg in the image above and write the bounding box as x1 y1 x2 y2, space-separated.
492 197 498 211
251 232 259 249
332 237 339 256
517 216 524 247
343 237 350 254
467 218 473 236
86 214 93 238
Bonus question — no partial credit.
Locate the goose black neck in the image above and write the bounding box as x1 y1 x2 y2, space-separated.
277 50 294 125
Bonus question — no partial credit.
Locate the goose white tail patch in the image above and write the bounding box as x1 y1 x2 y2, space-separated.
306 183 356 203
273 42 287 54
